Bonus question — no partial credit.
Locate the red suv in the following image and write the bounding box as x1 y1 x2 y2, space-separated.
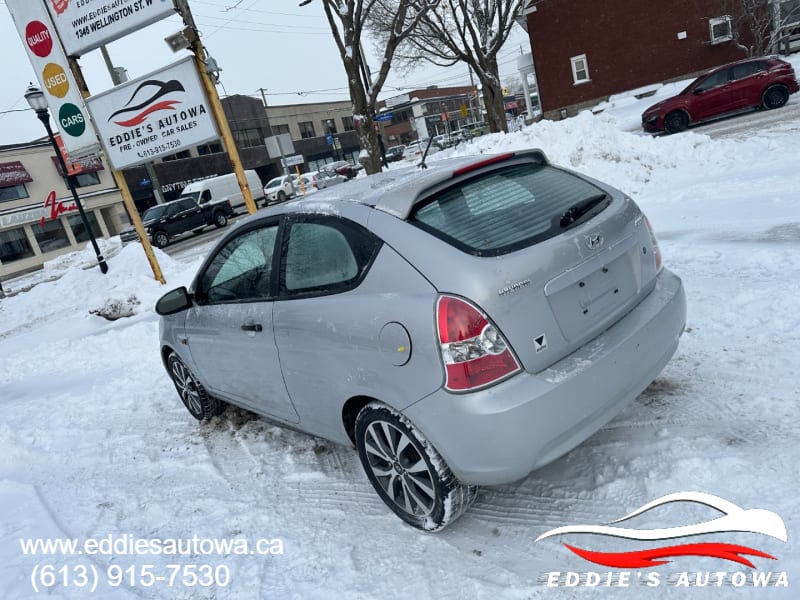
642 56 799 134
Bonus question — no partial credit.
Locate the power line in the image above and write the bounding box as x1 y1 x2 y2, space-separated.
191 0 327 20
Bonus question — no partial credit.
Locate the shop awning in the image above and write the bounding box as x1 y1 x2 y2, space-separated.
0 161 33 187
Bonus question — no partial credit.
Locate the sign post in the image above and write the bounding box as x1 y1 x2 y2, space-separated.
266 133 295 177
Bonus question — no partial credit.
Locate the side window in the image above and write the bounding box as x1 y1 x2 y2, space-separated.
198 225 278 303
178 198 196 212
281 217 381 296
695 69 730 92
731 62 762 80
200 190 211 203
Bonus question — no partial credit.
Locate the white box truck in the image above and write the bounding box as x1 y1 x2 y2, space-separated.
178 170 265 213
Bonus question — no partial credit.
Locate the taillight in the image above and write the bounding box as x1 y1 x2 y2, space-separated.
644 216 663 273
436 295 521 392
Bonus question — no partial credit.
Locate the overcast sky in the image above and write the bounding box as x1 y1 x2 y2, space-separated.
0 0 531 146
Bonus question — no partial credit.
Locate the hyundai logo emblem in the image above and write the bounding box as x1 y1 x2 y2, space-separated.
585 233 604 250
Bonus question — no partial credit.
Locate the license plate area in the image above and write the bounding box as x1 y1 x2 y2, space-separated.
546 245 640 342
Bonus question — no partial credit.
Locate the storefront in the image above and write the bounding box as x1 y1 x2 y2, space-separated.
0 140 128 280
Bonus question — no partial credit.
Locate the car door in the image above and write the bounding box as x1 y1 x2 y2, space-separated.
184 220 301 423
271 214 383 438
688 68 734 119
166 198 205 236
729 61 768 109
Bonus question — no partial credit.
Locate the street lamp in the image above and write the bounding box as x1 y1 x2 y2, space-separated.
24 84 108 274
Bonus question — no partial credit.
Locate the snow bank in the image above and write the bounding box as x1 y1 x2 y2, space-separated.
0 242 199 341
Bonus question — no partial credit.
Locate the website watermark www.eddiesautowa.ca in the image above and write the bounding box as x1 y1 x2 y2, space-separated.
19 533 284 593
535 492 789 589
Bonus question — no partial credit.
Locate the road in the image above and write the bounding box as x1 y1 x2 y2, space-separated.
681 93 800 138
161 211 251 262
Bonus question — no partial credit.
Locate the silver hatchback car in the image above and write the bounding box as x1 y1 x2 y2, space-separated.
156 150 686 531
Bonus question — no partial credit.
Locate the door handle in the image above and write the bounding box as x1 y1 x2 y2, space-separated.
241 323 263 332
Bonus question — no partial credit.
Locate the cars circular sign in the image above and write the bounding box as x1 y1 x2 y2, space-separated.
59 102 86 137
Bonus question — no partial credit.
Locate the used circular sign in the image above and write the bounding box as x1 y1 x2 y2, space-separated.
25 20 53 58
43 63 70 99
58 103 86 137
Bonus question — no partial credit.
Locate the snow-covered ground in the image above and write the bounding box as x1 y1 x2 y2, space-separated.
2 65 800 598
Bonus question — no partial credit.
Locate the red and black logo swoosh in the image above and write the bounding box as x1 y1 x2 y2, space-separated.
536 492 787 569
109 79 185 127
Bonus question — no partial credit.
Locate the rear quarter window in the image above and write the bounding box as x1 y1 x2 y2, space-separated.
410 164 608 256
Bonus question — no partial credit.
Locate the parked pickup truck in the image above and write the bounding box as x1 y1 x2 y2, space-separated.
121 197 234 248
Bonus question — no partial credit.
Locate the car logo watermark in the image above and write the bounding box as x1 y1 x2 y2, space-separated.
535 491 789 589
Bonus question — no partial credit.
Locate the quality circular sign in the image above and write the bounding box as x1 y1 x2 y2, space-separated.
43 63 70 98
25 21 53 58
58 103 86 137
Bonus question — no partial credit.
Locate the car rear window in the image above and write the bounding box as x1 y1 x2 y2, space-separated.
410 163 609 256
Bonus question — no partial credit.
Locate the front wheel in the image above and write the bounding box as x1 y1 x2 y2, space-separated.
166 352 225 421
664 111 689 134
762 85 789 110
277 191 287 202
152 230 169 248
213 212 228 228
355 402 477 531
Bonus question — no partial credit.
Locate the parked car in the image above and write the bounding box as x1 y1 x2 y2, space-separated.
462 121 489 136
642 56 799 134
385 144 406 162
156 150 686 531
263 175 296 205
315 169 347 189
432 133 462 149
402 140 438 160
122 196 233 248
296 172 318 194
321 160 360 180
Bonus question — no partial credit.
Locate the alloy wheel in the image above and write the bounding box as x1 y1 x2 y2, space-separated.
170 358 203 417
363 420 436 517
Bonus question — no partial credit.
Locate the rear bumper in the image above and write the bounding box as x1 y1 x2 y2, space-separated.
402 268 686 486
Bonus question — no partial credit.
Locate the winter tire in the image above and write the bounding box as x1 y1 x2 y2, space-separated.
167 352 225 421
762 85 789 110
355 402 477 531
277 191 286 202
152 231 169 248
664 111 689 134
213 212 228 228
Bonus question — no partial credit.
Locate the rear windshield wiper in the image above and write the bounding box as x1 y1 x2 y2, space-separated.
559 193 608 228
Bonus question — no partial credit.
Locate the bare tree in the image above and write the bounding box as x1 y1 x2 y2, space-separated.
372 0 525 134
719 0 800 56
302 1 437 174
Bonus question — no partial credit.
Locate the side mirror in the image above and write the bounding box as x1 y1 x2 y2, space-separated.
155 286 193 316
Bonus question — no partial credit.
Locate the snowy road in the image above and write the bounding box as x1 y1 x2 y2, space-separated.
2 73 800 598
689 94 800 139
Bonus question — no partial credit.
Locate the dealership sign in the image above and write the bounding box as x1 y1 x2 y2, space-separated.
535 491 788 589
44 0 176 57
6 0 98 158
86 56 219 170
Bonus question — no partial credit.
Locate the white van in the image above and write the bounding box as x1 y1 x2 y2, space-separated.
178 170 265 213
